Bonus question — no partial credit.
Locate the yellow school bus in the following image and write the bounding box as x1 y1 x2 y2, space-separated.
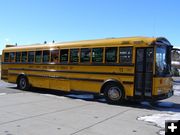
1 37 173 104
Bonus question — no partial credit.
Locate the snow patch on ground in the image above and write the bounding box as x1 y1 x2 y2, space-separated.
173 84 180 96
0 93 7 96
139 100 180 135
138 113 180 135
174 90 180 96
174 85 180 89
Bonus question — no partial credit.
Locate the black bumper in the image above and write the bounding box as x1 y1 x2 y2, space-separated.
152 90 174 101
127 90 174 102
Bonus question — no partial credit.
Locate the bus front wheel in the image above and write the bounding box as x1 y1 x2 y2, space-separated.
17 76 30 90
104 83 124 104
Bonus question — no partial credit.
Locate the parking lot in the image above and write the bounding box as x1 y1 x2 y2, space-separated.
0 78 180 135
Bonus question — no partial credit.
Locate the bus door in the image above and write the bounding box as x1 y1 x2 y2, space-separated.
135 48 154 98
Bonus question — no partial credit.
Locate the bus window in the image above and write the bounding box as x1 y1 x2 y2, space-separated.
70 49 79 63
16 52 21 62
119 47 132 64
43 50 50 63
35 51 42 63
156 46 169 76
22 52 27 62
81 48 90 63
4 52 9 62
105 47 117 63
92 48 103 63
28 51 35 63
9 52 15 62
51 50 59 63
60 49 68 63
146 48 154 72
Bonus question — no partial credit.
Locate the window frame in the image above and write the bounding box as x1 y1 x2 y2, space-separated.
15 52 21 63
105 47 117 63
50 49 59 63
9 52 15 62
80 48 91 63
60 49 69 63
4 52 9 62
28 51 35 63
70 48 79 63
21 52 27 63
119 47 133 64
35 50 42 63
42 50 50 63
92 47 104 63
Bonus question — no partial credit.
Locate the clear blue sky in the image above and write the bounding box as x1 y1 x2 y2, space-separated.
0 0 180 54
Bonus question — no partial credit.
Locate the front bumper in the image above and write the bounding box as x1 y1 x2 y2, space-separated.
126 90 174 101
152 90 174 101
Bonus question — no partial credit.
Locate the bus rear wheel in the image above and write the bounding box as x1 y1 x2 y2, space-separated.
104 83 124 104
17 76 30 90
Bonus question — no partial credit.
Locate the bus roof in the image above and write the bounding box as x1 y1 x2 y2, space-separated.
2 36 171 52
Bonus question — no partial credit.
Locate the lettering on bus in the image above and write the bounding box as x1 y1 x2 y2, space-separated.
42 66 48 69
119 68 123 72
60 66 68 70
29 65 34 68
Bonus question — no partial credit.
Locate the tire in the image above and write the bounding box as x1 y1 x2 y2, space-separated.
104 83 124 104
17 76 30 90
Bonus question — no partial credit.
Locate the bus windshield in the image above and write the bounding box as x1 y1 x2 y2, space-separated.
156 46 171 76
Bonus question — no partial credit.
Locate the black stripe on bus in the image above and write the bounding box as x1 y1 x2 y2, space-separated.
8 73 104 82
9 68 134 76
1 62 134 66
122 81 134 84
1 77 8 80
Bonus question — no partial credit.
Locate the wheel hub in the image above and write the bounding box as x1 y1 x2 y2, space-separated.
20 78 26 89
108 87 121 101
